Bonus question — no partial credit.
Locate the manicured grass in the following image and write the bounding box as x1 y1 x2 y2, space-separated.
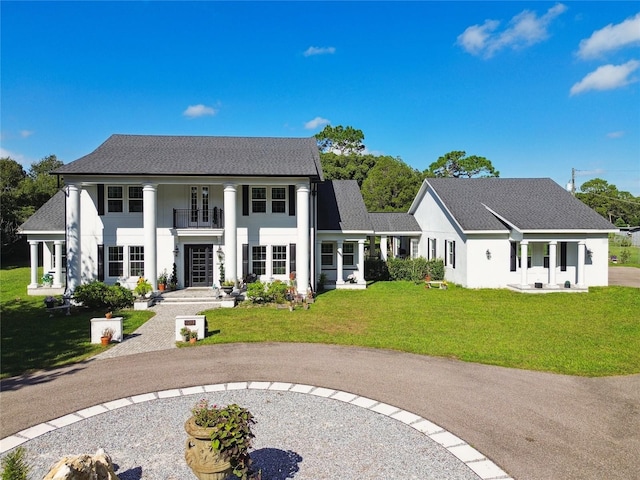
0 265 154 379
199 282 640 377
609 235 640 267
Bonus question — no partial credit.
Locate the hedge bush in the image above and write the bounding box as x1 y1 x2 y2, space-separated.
386 257 444 282
73 281 134 310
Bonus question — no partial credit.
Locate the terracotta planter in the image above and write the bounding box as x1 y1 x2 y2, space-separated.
189 337 197 344
159 283 166 291
185 417 232 480
105 312 113 319
100 336 110 346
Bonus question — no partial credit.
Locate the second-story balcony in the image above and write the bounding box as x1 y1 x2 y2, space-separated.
173 208 224 229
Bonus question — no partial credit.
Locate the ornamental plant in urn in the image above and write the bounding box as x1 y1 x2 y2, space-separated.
185 400 259 480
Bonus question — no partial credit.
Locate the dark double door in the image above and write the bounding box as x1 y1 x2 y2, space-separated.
185 244 214 287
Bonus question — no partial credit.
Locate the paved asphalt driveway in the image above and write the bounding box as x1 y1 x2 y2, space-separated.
1 267 638 479
2 343 639 480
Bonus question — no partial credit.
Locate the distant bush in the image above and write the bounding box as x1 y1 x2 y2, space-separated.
73 281 134 310
246 281 266 303
386 257 444 282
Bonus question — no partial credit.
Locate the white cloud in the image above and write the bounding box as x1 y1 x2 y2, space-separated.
577 13 640 59
457 3 567 58
0 147 27 165
183 104 217 118
303 46 336 57
570 60 640 95
607 131 625 139
304 116 330 130
20 130 34 138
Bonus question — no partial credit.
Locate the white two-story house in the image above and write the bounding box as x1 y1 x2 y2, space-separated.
20 134 616 295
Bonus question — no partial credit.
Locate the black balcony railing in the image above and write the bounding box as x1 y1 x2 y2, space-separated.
173 208 224 229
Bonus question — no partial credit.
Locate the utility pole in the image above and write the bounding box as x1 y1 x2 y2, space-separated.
571 167 576 195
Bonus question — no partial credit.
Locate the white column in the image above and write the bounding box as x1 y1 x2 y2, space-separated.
380 235 388 261
577 241 586 287
224 184 237 283
143 183 158 290
67 183 81 292
336 241 344 285
357 239 366 284
547 241 558 288
296 184 310 295
29 241 39 288
53 240 63 288
520 241 529 288
43 242 53 274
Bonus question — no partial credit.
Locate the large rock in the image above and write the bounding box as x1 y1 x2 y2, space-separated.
43 449 119 480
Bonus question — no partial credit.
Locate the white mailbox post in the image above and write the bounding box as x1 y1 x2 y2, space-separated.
175 315 206 341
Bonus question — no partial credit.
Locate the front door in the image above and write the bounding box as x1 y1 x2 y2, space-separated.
186 244 214 287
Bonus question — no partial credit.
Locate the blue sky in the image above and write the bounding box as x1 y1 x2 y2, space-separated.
2 1 639 195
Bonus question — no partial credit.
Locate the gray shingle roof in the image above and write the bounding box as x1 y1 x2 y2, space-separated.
318 180 373 232
369 212 421 233
54 134 323 179
425 178 616 231
18 190 66 232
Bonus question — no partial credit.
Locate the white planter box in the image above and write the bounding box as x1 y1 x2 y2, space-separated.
90 317 123 343
134 299 154 310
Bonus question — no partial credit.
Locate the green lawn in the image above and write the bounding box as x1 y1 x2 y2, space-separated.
2 265 639 379
197 282 640 377
0 265 154 379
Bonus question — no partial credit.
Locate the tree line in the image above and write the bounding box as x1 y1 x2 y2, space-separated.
1 127 637 258
1 155 63 254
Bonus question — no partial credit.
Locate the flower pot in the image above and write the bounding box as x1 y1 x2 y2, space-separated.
159 283 166 292
221 286 233 295
105 312 113 319
189 337 197 344
185 417 233 480
100 336 110 346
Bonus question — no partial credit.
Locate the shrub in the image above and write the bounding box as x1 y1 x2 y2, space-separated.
386 257 444 282
266 280 289 304
1 447 30 480
73 281 134 310
246 281 266 303
365 258 389 281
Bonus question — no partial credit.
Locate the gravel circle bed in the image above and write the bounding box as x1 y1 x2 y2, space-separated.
10 389 480 479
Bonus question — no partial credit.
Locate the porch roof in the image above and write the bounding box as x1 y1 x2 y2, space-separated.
18 190 66 233
54 135 324 180
369 212 421 233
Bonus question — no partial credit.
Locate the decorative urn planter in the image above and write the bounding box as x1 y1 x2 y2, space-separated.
184 417 233 480
221 286 234 295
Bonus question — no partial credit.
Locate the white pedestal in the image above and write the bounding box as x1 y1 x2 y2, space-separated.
175 315 206 341
90 317 124 343
134 298 154 310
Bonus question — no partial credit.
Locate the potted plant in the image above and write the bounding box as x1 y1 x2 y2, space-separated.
44 296 57 309
105 311 113 319
169 263 178 290
185 400 258 480
189 329 198 344
41 272 53 287
180 327 191 342
134 277 153 298
101 327 115 346
158 269 168 291
221 279 235 295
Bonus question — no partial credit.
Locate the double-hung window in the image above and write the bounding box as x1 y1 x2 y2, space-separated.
271 187 286 213
252 188 267 213
107 186 123 213
343 243 355 266
429 238 437 260
128 186 143 212
252 246 267 275
108 246 124 277
129 246 144 277
272 245 287 275
321 243 334 266
445 240 456 268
